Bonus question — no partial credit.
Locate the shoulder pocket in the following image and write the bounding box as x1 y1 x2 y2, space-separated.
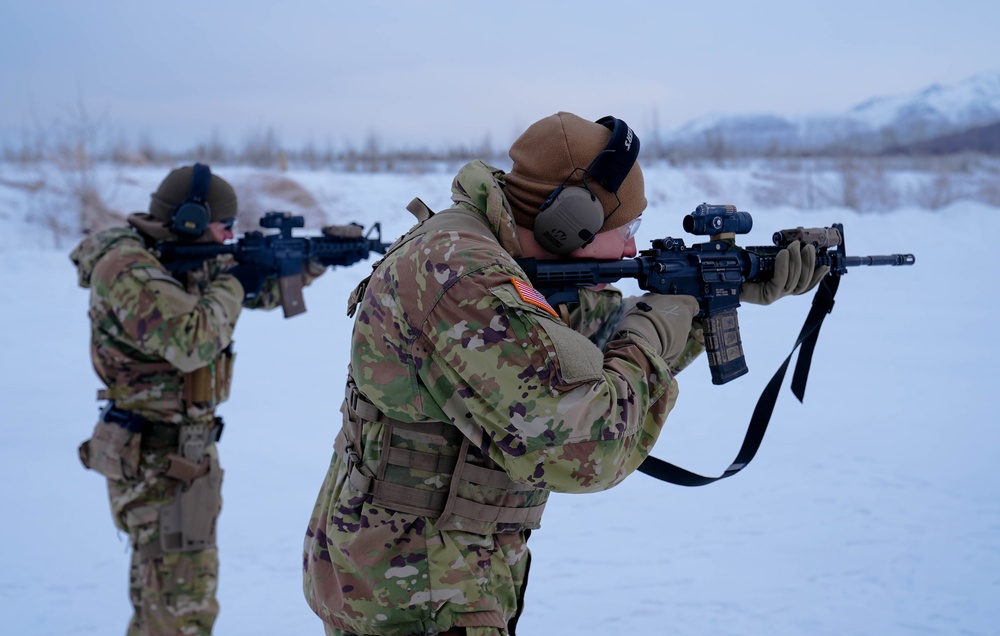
125 267 198 314
131 267 181 284
490 282 604 386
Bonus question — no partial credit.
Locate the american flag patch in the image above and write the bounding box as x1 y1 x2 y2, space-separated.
510 277 559 319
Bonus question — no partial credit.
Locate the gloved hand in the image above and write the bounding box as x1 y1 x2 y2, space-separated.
617 294 700 364
225 262 269 297
741 240 830 305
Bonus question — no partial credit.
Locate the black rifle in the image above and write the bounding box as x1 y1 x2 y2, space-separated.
518 203 915 486
156 211 391 318
517 203 914 385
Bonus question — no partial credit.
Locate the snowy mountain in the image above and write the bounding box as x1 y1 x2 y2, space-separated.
662 70 1000 156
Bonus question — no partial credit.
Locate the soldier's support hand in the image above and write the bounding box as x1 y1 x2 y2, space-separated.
318 224 364 267
741 240 830 305
225 263 269 297
617 294 699 365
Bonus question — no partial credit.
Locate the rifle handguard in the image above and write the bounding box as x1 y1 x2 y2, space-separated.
703 307 748 384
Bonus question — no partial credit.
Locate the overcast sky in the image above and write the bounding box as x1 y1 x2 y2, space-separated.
2 0 998 153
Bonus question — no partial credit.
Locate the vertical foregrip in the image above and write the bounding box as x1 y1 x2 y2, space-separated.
703 307 749 385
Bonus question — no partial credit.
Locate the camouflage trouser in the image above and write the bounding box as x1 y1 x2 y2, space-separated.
127 547 220 636
108 445 222 636
330 625 524 635
331 629 471 636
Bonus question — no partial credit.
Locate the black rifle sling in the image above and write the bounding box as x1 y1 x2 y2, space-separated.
790 272 840 401
637 274 841 487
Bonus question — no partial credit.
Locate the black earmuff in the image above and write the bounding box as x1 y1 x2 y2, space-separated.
171 163 213 239
533 117 640 255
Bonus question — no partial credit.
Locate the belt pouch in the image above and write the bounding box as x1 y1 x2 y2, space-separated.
78 419 141 481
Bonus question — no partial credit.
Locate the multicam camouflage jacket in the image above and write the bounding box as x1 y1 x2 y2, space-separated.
70 226 323 423
303 161 705 636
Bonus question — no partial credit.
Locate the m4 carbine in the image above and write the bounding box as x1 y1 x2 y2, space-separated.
156 211 391 318
517 203 915 385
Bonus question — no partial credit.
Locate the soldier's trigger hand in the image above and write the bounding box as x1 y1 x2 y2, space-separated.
225 263 268 297
616 294 699 365
741 241 830 306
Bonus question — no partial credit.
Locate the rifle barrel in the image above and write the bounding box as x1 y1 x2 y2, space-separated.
841 254 915 267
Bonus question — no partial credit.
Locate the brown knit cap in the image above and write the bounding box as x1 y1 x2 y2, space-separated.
127 164 238 241
505 112 646 231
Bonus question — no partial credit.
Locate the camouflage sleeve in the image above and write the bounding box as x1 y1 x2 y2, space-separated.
568 287 705 374
565 286 625 348
107 265 244 373
423 272 679 494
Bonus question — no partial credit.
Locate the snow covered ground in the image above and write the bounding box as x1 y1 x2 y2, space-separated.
0 162 997 635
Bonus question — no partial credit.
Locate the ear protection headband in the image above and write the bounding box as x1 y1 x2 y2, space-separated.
171 163 213 239
533 116 639 255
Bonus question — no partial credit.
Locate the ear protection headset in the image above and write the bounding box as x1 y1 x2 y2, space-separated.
170 163 213 240
533 116 640 255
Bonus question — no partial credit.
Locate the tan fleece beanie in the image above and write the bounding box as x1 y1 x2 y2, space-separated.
505 112 646 231
128 165 238 242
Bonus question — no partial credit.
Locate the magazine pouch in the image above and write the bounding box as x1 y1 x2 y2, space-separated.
78 419 142 482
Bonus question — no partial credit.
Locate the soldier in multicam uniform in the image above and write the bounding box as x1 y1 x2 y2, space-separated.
71 164 326 635
302 113 825 636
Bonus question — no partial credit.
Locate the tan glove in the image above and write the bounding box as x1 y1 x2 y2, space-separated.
617 294 700 364
741 240 830 305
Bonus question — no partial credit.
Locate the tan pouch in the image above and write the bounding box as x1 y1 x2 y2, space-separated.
182 347 236 408
215 347 235 403
183 365 214 406
78 420 141 481
159 452 224 553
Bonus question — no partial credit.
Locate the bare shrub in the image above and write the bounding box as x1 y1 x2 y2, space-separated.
14 98 124 241
193 129 231 164
836 158 900 212
683 170 723 200
750 170 824 209
977 177 1000 207
239 126 283 167
0 177 46 193
915 171 957 209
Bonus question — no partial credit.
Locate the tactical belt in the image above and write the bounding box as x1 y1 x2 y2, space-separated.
336 381 546 530
100 403 224 449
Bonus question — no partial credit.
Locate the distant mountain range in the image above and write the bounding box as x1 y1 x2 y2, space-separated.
660 70 1000 157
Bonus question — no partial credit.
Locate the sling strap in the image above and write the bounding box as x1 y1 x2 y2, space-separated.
637 273 841 486
335 381 546 531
